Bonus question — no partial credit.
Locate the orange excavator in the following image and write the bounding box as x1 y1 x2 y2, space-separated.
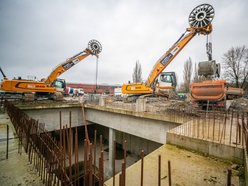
122 4 215 97
0 39 102 100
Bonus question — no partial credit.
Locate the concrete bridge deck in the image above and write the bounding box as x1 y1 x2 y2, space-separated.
12 99 246 185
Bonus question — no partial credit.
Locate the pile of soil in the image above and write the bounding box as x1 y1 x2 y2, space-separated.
230 98 248 111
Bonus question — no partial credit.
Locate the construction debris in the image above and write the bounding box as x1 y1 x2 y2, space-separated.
230 97 248 111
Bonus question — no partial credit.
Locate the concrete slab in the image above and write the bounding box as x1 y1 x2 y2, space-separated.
105 144 239 186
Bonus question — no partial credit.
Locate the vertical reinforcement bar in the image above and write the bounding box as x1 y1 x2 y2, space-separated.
94 130 97 185
121 162 126 186
140 150 144 186
123 140 127 186
113 140 116 186
227 169 232 186
6 125 9 159
168 160 172 186
158 155 161 186
89 143 93 186
84 139 88 186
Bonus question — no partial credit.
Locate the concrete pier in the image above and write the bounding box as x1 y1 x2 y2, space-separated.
108 127 116 177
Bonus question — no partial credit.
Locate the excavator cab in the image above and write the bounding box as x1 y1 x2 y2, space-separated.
155 72 177 98
157 72 177 89
52 78 66 92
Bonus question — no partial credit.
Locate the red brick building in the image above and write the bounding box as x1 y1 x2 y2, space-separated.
66 83 119 94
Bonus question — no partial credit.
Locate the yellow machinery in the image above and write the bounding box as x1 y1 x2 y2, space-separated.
0 40 102 100
122 4 215 95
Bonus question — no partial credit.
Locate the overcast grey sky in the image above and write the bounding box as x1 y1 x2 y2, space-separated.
0 0 248 85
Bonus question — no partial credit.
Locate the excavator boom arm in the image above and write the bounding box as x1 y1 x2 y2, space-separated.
0 67 7 79
44 49 91 85
145 23 212 88
145 29 196 87
44 39 102 85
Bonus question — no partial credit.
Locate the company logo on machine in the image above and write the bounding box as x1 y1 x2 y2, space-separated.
27 84 35 89
130 86 142 90
35 84 46 88
131 86 136 90
72 58 80 64
161 53 173 65
63 61 75 70
171 46 179 55
160 47 179 66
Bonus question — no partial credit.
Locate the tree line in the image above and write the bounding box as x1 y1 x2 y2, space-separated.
181 45 248 93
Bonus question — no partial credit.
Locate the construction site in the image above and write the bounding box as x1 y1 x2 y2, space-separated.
1 2 248 186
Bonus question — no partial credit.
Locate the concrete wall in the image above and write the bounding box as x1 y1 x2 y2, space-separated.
167 132 244 164
88 124 161 156
23 105 179 145
24 107 84 131
85 108 179 144
115 130 161 155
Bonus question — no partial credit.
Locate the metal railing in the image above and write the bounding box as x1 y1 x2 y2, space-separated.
169 109 248 148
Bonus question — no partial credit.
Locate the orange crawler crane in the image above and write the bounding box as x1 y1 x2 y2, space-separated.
0 40 102 100
122 4 215 97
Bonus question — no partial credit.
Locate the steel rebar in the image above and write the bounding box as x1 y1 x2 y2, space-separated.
158 155 161 186
140 150 144 186
227 169 232 186
113 140 116 186
6 125 9 159
168 160 172 186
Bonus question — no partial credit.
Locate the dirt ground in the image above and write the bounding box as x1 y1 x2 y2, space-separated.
0 112 44 186
105 144 241 186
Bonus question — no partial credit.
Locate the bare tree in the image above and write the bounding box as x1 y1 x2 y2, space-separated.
132 61 142 83
183 57 193 92
222 46 248 89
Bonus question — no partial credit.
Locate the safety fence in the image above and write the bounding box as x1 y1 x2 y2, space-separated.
4 100 106 185
169 109 248 148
